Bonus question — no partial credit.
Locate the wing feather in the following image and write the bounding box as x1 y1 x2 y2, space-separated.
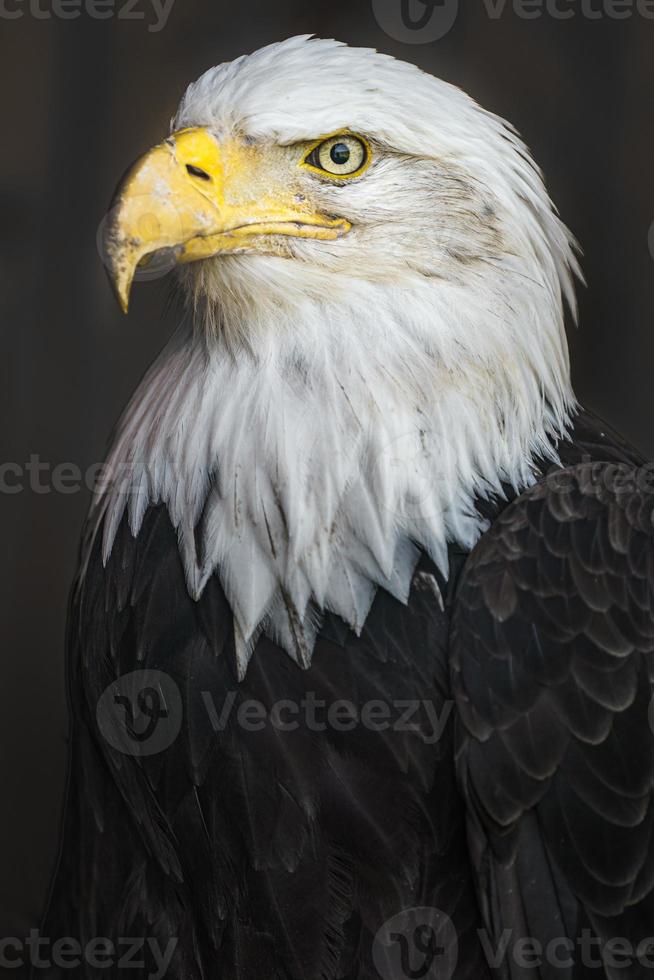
453 462 654 979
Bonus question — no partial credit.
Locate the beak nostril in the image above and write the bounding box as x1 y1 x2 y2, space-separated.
186 164 211 181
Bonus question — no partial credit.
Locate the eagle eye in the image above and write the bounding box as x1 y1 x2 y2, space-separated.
302 133 371 180
186 164 211 181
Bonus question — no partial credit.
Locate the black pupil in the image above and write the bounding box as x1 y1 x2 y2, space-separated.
330 143 351 166
186 164 210 180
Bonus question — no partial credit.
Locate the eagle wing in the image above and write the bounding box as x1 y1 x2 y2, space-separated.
453 461 654 979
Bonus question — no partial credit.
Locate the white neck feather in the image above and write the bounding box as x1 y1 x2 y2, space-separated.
93 255 575 676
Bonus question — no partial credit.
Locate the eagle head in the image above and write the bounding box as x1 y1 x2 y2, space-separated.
105 36 578 333
99 36 581 668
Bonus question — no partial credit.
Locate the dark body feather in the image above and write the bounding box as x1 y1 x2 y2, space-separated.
40 410 654 979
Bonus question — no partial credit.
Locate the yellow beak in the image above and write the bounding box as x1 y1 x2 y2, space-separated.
103 127 351 312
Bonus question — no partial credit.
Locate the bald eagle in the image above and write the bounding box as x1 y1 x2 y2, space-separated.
42 36 654 980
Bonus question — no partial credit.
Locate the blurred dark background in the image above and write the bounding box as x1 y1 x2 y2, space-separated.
1 0 653 955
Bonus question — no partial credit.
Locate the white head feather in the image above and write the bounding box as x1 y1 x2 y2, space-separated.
95 36 580 675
